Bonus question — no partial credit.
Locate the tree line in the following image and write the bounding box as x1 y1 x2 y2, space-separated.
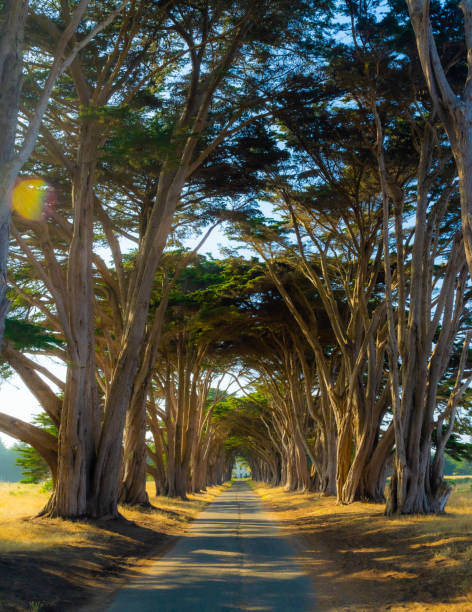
0 0 472 519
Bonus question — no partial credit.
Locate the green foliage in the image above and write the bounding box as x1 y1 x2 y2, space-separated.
0 360 13 384
433 427 472 465
40 479 53 492
4 319 64 351
212 392 270 461
96 104 176 173
15 413 57 484
15 444 50 484
445 434 472 463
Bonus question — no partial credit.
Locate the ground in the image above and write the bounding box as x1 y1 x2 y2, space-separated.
0 479 471 611
250 478 472 612
0 481 228 612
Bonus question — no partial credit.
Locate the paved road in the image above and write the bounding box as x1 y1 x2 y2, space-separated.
107 481 316 611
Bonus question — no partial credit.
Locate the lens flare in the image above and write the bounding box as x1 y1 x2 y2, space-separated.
11 177 56 221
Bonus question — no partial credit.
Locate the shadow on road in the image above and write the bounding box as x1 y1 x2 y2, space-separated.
107 481 316 612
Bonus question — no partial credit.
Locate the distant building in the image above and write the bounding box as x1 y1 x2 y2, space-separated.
232 460 250 479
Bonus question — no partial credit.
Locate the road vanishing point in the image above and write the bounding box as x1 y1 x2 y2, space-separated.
107 481 316 611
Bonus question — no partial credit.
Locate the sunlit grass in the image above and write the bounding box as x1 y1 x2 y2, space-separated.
0 480 229 612
251 480 472 611
0 481 228 554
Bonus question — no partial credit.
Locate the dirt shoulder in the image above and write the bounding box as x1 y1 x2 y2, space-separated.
250 482 472 612
0 482 229 612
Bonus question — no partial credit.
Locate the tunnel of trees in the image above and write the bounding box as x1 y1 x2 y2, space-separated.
1 0 472 519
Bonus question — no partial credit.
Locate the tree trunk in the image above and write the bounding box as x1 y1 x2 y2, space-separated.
119 283 170 505
90 171 187 517
0 211 10 348
294 431 310 490
119 393 150 506
375 105 467 515
319 418 337 495
43 124 100 518
166 409 177 497
385 407 453 515
339 393 390 503
146 439 167 497
284 439 299 491
175 461 189 500
361 424 394 502
456 153 472 279
407 0 472 283
0 1 28 349
335 413 353 503
339 428 374 503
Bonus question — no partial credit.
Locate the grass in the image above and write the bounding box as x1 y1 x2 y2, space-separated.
0 482 228 553
2 479 471 611
0 481 229 611
251 480 472 612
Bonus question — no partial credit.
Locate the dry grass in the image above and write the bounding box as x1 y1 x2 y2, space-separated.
251 481 472 612
0 481 229 611
0 482 226 553
2 479 471 611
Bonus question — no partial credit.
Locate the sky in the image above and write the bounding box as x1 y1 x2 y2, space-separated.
0 362 64 447
0 377 37 446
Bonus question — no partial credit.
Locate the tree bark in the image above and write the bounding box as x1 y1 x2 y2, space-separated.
0 1 28 348
375 106 468 515
119 288 170 506
361 423 394 502
45 123 100 518
119 392 150 506
406 0 472 282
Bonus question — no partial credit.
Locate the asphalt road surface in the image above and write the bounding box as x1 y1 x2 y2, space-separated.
107 480 316 611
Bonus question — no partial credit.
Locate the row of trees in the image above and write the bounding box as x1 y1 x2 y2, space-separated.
1 0 472 518
223 0 472 514
0 0 323 517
